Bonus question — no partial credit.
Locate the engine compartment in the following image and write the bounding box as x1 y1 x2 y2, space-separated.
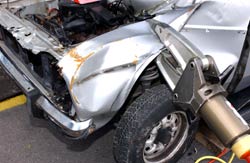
0 0 155 118
18 0 137 46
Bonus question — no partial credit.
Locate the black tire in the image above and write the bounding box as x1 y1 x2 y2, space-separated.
113 85 199 163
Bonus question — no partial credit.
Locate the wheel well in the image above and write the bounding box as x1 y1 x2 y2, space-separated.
112 61 168 123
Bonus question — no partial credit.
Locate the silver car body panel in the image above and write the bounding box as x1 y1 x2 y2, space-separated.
0 2 64 60
58 6 198 121
0 0 250 128
123 0 197 14
181 0 250 91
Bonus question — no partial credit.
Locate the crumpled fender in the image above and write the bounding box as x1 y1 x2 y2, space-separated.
58 21 164 120
58 6 198 121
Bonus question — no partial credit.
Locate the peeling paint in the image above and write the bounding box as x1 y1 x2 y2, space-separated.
70 76 76 90
132 59 138 65
68 48 80 61
132 54 139 64
68 50 95 91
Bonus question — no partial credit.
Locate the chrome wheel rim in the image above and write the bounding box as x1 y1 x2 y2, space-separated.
143 112 189 163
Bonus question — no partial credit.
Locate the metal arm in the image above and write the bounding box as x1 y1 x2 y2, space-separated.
173 56 250 162
150 19 250 162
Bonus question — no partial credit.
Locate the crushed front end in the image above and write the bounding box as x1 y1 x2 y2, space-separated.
1 2 250 162
0 0 167 138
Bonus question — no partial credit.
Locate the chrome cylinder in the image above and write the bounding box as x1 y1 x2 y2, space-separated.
199 95 249 146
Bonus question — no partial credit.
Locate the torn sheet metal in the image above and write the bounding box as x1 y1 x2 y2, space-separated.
58 21 164 121
58 5 199 122
0 2 64 60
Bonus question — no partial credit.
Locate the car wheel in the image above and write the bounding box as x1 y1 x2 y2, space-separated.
113 85 199 163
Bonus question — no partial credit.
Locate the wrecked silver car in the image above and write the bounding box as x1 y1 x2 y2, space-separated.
1 0 250 162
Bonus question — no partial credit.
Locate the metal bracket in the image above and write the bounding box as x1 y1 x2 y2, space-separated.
173 56 227 114
149 19 209 90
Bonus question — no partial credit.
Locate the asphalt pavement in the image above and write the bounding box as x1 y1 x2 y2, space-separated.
0 105 244 163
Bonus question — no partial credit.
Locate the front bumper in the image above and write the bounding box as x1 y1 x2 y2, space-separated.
0 41 92 138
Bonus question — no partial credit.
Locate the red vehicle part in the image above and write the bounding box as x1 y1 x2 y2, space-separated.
74 0 100 4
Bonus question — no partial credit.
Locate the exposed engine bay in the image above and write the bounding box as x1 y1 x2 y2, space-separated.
0 0 155 116
18 0 144 46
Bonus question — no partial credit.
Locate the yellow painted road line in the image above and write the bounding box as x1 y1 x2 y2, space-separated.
0 95 26 112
